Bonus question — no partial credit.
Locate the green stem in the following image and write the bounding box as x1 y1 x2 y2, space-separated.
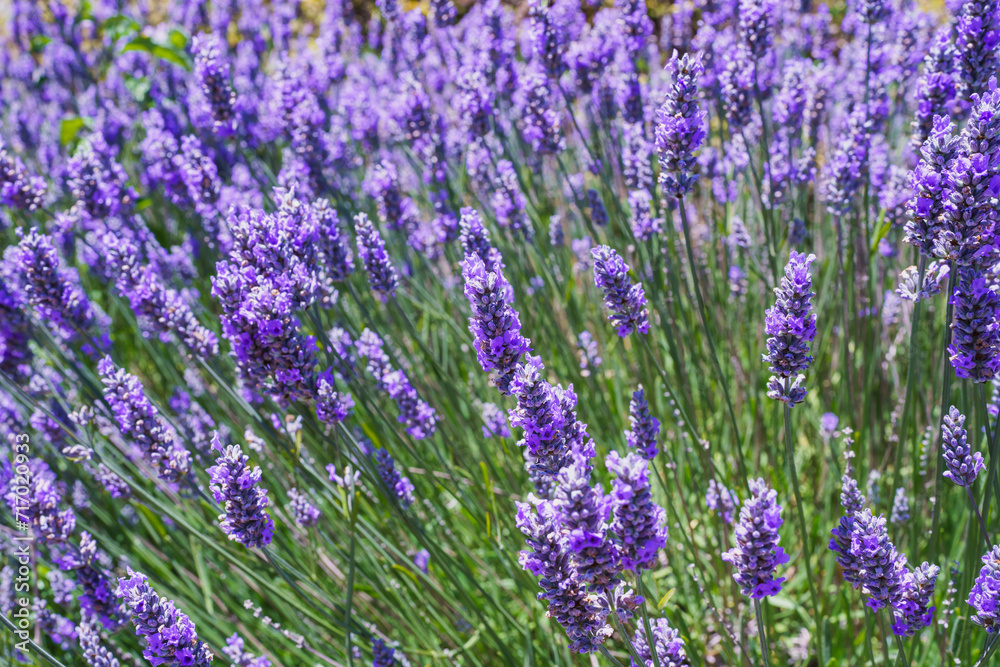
753 599 773 667
783 403 822 649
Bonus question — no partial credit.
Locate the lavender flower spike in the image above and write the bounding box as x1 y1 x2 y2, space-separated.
941 406 985 487
606 451 667 574
849 509 908 611
355 213 399 302
374 448 415 508
631 617 689 667
591 245 649 337
461 253 531 395
948 267 1000 382
655 51 706 200
97 356 191 482
969 544 1000 632
763 252 817 407
115 569 213 667
78 622 120 667
625 387 659 460
893 562 939 637
192 33 238 136
722 478 789 599
206 433 274 549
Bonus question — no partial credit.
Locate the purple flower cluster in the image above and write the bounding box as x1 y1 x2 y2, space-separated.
374 447 415 509
287 488 322 527
624 387 659 460
3 457 75 545
591 245 649 337
223 633 271 667
941 406 984 487
354 212 400 303
206 435 274 549
192 33 238 137
763 252 817 406
491 160 531 241
656 52 706 200
0 140 46 211
356 329 438 439
605 451 667 573
706 479 738 524
115 569 213 667
722 478 788 599
848 509 908 610
97 356 192 483
461 253 531 395
630 617 689 667
948 267 1000 383
969 544 1000 632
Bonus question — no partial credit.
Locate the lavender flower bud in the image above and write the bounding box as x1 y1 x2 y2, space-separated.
78 622 120 667
355 213 400 303
625 387 659 460
374 447 415 508
630 617 690 667
905 116 958 256
207 434 274 549
941 405 985 486
591 245 650 337
315 369 354 425
892 562 939 637
482 402 512 438
890 488 910 523
969 544 1000 632
356 329 438 439
763 252 817 406
491 160 532 241
896 262 950 303
606 451 667 573
722 478 788 599
956 0 1000 102
461 253 531 395
0 140 45 211
706 479 738 524
948 267 1000 382
656 52 706 200
223 633 271 667
115 569 213 667
287 488 321 527
849 509 908 610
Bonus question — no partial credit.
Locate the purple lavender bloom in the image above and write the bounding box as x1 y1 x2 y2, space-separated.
706 479 738 524
115 569 213 667
587 189 607 228
948 267 1000 382
820 413 839 439
911 29 958 149
491 159 532 241
3 458 75 545
896 262 951 302
516 62 565 155
955 0 1000 102
970 544 1000 632
430 0 456 27
206 434 274 549
722 478 788 599
0 273 32 378
890 488 910 523
763 252 817 407
849 509 908 610
892 562 939 637
720 46 754 132
516 499 612 653
372 637 398 666
0 140 46 211
454 61 496 141
60 532 122 630
374 447 415 508
98 356 192 482
459 207 503 275
6 228 100 343
821 108 870 218
606 451 667 573
287 488 321 527
656 52 706 200
941 405 985 486
577 331 602 374
831 449 867 587
192 32 238 137
591 245 649 337
95 464 131 499
413 548 430 573
104 234 218 358
738 0 775 58
314 199 354 283
78 622 120 667
615 0 654 56
367 160 416 233
630 617 689 667
622 123 653 191
625 387 659 460
481 402 511 438
461 253 531 395
315 369 354 425
355 213 400 303
552 450 620 592
356 329 438 439
905 116 958 256
527 0 567 78
223 633 271 667
177 135 221 220
934 79 1000 267
64 134 135 218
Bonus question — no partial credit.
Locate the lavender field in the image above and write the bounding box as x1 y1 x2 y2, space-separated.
1 0 1000 664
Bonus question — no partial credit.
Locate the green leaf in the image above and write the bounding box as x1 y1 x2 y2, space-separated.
123 74 151 103
656 588 675 609
101 14 140 41
869 209 890 253
167 28 188 50
29 35 51 53
59 117 86 146
122 36 191 71
135 197 152 211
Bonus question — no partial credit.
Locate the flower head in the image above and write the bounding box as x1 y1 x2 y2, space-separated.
941 405 985 486
206 435 274 549
763 252 817 406
591 246 649 337
722 478 788 599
